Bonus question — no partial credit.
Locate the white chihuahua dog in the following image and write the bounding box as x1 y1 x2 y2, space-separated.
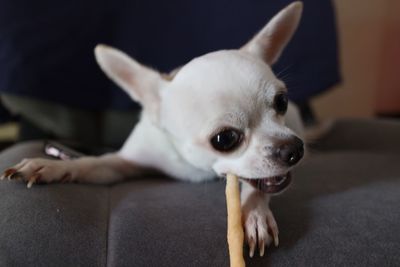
2 2 304 258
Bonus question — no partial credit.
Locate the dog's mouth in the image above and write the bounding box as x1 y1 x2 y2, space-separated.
241 172 292 194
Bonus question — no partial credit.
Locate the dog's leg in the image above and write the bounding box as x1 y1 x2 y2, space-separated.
1 154 141 186
241 181 279 258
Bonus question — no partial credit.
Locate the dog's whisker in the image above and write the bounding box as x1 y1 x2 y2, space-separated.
275 64 294 79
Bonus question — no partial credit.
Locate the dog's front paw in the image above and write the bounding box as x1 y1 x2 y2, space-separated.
1 158 73 188
242 206 279 258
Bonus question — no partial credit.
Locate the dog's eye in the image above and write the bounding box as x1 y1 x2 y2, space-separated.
274 93 288 115
210 128 243 152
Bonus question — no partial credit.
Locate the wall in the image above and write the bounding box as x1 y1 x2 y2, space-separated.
375 0 400 115
311 0 392 120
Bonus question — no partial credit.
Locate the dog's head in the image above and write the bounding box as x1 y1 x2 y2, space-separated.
95 2 304 194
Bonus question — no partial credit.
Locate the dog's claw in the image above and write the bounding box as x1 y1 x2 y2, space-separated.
249 237 256 258
10 172 23 180
274 235 279 247
266 212 279 247
27 174 40 189
3 168 17 180
270 227 279 247
3 158 73 186
27 180 34 188
259 239 265 257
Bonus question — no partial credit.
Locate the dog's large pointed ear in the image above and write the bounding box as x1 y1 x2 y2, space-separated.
241 1 303 65
95 45 166 120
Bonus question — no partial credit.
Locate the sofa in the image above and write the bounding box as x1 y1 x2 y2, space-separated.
0 118 399 267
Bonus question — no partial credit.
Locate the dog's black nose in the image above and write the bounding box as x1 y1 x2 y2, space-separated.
275 136 304 166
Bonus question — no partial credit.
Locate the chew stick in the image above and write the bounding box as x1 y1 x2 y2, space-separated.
226 173 246 267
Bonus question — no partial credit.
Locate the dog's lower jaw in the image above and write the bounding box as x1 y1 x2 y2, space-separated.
118 113 215 182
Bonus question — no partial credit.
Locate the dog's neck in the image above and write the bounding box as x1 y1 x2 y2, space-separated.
118 113 215 182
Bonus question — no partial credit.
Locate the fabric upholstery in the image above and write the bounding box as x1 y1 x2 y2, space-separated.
311 119 400 153
105 152 400 267
0 142 109 267
0 119 399 266
107 179 229 267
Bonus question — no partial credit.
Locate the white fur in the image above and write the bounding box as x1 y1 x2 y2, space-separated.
3 1 304 258
118 113 215 182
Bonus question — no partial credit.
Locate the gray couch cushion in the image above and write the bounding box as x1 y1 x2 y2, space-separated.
106 152 400 267
272 152 400 266
108 179 229 267
0 142 109 267
1 118 400 267
312 119 400 153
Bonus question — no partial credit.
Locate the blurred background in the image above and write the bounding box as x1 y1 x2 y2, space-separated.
313 0 400 119
0 0 398 152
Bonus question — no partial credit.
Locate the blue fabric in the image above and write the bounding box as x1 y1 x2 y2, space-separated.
0 0 339 110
